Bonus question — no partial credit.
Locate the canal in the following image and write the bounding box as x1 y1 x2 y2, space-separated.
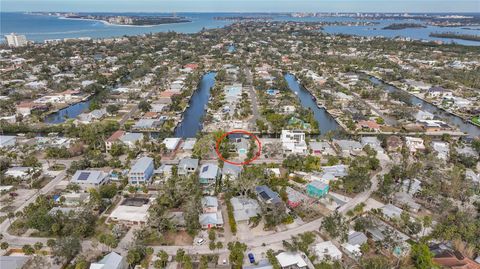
284 73 340 136
174 72 217 138
368 76 480 138
44 98 92 124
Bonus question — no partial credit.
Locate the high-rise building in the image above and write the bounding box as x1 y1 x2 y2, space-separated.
4 33 28 47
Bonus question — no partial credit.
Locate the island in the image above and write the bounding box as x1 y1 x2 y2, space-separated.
429 32 480 42
382 23 426 30
33 12 191 26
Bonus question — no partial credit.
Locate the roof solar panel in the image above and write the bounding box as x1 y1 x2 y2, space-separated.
202 166 209 173
78 172 90 181
259 191 270 200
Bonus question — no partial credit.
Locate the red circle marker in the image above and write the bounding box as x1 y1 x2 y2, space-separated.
215 130 262 166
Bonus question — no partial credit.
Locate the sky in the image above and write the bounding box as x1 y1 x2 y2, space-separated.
1 0 479 13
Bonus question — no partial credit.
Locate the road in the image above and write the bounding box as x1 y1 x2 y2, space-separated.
244 68 263 129
119 87 157 126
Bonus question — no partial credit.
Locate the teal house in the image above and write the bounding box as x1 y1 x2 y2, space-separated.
306 180 329 198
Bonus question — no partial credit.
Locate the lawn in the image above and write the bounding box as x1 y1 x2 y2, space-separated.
472 116 480 126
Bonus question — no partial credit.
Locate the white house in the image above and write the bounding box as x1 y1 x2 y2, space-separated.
281 130 308 154
128 157 154 185
342 231 368 258
89 252 127 269
71 170 110 189
405 137 425 153
275 252 311 269
0 135 16 148
314 241 343 261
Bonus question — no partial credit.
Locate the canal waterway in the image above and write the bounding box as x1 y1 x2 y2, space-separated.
284 73 340 136
44 98 92 124
174 72 217 138
368 76 480 138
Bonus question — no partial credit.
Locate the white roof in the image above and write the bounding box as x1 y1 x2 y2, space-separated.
276 252 308 268
71 170 108 185
381 204 403 219
163 138 181 150
182 138 196 150
90 252 124 269
109 200 151 222
199 163 219 179
130 157 153 173
314 241 342 260
199 211 224 226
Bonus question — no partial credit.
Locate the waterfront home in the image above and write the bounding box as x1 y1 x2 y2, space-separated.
109 197 152 225
281 130 308 155
178 158 199 175
162 137 182 152
333 139 363 157
356 120 380 132
275 252 312 269
386 135 403 152
309 141 336 156
286 187 308 208
314 241 342 261
418 120 452 132
0 135 16 148
231 197 261 223
405 137 425 153
132 118 164 130
15 101 45 116
199 163 221 185
427 86 453 98
222 162 243 180
415 110 434 121
255 185 283 207
89 252 127 269
306 180 329 198
128 157 154 185
77 108 107 124
201 196 219 213
71 170 110 189
181 138 196 152
342 231 368 258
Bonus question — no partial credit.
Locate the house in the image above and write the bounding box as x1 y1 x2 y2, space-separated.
380 204 403 219
199 163 221 185
231 197 260 223
89 251 127 269
243 260 274 269
386 136 403 152
255 185 283 207
55 192 90 206
128 157 154 184
286 187 308 208
281 130 308 154
309 141 336 156
360 137 383 151
334 140 363 157
306 180 329 198
105 130 125 150
405 137 425 153
0 135 16 148
71 170 110 189
119 132 143 149
181 138 196 151
109 197 152 225
0 256 30 269
427 86 453 98
162 137 182 152
132 119 163 130
430 244 480 269
432 141 449 160
4 167 36 179
155 164 173 182
314 241 342 261
321 165 348 178
275 252 311 269
178 158 199 175
199 211 224 229
356 120 381 132
222 162 243 180
342 231 368 258
394 192 421 213
201 196 219 213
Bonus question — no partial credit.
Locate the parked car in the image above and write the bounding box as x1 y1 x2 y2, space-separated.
248 253 255 264
196 238 205 245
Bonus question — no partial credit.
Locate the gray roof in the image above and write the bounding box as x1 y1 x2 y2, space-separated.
202 196 219 208
243 260 273 269
231 197 260 221
381 204 403 219
130 157 154 173
348 231 368 246
222 162 243 178
334 140 362 151
94 252 124 269
119 132 143 143
255 185 282 205
199 163 219 179
0 256 29 269
321 165 348 177
308 180 328 190
178 158 199 173
71 170 108 185
199 212 223 226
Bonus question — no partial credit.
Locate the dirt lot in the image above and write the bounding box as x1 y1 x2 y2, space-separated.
164 231 193 246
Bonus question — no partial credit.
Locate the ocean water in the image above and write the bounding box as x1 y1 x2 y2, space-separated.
1 12 479 45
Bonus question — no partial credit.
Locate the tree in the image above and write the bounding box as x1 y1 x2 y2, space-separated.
52 236 82 261
410 243 437 269
156 250 169 268
228 241 247 269
34 242 43 251
99 184 118 199
138 100 152 112
22 244 35 255
321 211 348 242
1 242 9 250
175 248 185 263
